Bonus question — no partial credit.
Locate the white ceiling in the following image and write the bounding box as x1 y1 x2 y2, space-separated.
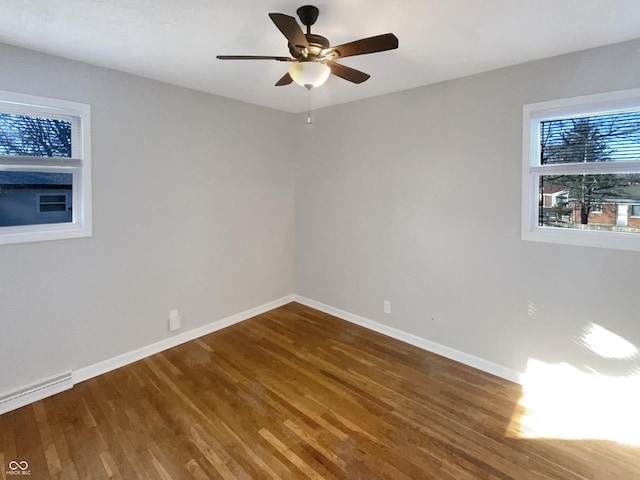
1 1 640 113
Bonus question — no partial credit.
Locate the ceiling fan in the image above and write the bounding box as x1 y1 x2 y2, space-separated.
217 5 399 90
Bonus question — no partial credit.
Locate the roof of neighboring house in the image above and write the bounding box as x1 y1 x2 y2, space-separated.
541 185 567 195
612 186 640 203
0 172 72 186
543 183 640 203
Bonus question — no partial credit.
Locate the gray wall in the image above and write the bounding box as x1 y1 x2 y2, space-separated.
0 44 295 393
294 38 640 376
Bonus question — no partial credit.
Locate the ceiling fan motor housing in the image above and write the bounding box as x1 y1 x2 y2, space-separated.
289 33 329 58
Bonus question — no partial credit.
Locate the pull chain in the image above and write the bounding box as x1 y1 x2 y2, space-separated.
306 87 313 124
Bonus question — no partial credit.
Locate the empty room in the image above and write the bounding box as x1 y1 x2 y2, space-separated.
1 1 640 478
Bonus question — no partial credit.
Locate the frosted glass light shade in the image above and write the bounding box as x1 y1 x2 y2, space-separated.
288 62 330 89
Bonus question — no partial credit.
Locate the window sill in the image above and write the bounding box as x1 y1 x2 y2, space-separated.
0 222 92 246
522 226 640 252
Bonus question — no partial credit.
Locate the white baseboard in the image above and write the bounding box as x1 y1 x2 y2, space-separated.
0 371 73 415
1 295 295 415
1 292 522 416
73 294 295 384
293 295 523 385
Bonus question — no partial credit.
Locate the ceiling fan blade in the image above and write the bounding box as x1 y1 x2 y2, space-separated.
326 61 370 84
325 33 398 59
268 13 309 54
216 55 295 61
275 73 293 86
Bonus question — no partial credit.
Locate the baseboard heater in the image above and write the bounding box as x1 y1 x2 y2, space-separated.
0 371 73 415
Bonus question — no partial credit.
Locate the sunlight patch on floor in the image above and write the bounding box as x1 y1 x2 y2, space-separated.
508 359 640 446
508 322 640 446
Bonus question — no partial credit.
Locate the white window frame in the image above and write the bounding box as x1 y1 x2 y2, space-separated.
522 88 640 252
0 90 91 245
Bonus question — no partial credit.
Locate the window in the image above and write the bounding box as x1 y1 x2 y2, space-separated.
0 90 91 244
522 88 640 251
38 193 68 213
631 205 640 218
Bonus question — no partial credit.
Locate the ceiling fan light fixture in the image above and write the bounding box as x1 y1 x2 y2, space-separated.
288 61 330 89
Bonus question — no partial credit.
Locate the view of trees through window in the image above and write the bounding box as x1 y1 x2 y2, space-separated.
0 113 73 227
0 113 71 157
538 111 640 232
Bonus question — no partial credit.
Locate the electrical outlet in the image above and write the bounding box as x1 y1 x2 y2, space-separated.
383 300 391 314
169 309 182 331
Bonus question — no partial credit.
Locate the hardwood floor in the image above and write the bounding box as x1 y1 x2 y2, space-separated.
1 302 638 479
